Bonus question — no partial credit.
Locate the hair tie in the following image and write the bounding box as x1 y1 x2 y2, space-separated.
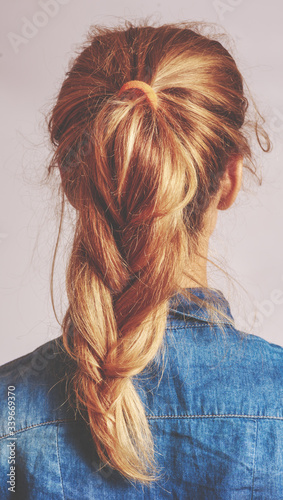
118 80 157 110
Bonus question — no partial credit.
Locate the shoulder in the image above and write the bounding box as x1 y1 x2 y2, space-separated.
166 312 283 366
0 336 77 440
139 316 283 419
0 335 67 384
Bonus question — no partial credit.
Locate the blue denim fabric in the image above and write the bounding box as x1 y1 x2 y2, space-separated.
0 288 282 499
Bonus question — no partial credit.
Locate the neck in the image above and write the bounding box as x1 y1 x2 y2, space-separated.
180 237 209 289
180 201 218 289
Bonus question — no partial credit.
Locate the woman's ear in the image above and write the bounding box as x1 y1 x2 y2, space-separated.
217 155 243 210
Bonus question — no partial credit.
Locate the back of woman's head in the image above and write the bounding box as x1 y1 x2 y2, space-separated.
46 19 270 484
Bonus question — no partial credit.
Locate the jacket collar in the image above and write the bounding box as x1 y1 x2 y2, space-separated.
168 288 234 324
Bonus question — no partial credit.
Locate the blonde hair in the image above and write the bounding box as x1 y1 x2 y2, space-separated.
45 19 270 484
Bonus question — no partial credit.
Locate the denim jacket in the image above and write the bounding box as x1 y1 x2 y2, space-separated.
0 288 282 499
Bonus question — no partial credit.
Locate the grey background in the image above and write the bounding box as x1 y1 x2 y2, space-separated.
1 0 282 365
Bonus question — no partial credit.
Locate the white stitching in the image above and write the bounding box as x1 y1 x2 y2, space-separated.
145 414 283 420
251 419 258 497
56 423 66 500
0 418 77 440
0 414 281 442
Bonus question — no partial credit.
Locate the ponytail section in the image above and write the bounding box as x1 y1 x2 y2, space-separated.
60 100 196 482
46 20 270 484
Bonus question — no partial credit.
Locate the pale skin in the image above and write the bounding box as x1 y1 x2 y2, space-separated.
181 155 243 289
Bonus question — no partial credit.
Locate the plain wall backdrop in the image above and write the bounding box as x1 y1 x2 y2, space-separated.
1 0 283 365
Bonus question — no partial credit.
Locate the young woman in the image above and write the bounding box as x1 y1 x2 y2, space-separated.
0 20 282 499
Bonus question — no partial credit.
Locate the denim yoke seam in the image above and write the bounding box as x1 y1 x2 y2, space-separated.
0 415 282 441
251 419 259 500
0 418 77 440
144 414 283 420
56 423 66 500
